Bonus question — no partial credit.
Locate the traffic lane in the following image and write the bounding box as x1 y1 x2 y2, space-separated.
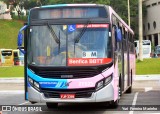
1 79 160 114
4 111 131 114
2 91 160 114
0 93 25 105
2 92 137 114
136 90 160 105
4 104 131 114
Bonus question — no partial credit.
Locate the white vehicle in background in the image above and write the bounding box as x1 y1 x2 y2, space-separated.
154 45 160 57
134 40 151 58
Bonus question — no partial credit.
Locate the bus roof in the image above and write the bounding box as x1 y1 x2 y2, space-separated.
29 4 134 35
108 6 134 35
41 4 98 8
30 4 106 11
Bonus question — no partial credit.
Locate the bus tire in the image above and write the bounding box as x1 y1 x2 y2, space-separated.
109 86 120 108
126 85 132 93
46 102 58 108
126 71 132 93
110 100 119 108
119 75 122 96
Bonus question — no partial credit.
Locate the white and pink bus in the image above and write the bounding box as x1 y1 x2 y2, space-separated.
17 4 135 108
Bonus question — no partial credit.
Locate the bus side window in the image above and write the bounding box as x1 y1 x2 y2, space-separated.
112 27 117 51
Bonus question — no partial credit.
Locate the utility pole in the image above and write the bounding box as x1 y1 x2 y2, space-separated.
138 0 143 61
128 0 130 27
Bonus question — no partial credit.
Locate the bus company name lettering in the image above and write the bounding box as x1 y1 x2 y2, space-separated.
68 58 103 65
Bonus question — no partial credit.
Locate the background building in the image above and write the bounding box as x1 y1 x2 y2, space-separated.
143 0 160 47
0 1 12 19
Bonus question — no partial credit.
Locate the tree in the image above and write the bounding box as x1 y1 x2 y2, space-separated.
23 0 37 10
0 0 24 19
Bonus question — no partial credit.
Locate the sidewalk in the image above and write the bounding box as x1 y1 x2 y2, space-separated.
135 75 160 80
0 77 24 83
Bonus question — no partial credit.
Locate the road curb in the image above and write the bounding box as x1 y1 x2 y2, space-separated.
135 75 160 80
0 78 24 83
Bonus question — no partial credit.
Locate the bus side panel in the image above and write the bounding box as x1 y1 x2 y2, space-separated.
113 58 119 101
0 51 1 66
24 23 28 100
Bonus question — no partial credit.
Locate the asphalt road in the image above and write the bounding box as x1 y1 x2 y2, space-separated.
0 77 160 114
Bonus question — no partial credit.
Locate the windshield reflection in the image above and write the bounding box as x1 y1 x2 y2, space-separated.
27 24 111 66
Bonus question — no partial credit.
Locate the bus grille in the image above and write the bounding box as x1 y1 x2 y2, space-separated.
37 70 99 79
41 88 95 98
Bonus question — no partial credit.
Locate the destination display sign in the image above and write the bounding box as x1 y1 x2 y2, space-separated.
30 7 107 20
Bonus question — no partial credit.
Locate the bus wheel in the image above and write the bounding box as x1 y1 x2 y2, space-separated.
110 87 120 108
126 71 132 93
110 99 119 108
46 102 58 108
119 75 122 96
126 85 132 93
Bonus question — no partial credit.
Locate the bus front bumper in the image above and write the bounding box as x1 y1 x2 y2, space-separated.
28 82 114 103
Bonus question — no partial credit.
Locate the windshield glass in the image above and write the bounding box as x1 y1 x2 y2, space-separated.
28 24 111 66
1 50 12 56
155 46 160 54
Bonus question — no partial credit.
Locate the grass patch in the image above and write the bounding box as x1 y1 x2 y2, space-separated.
136 58 160 75
0 20 24 49
0 66 24 77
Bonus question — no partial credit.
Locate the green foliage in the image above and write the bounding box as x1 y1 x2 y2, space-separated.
136 58 160 75
0 0 141 45
0 20 23 49
0 66 24 77
12 15 27 21
23 0 38 9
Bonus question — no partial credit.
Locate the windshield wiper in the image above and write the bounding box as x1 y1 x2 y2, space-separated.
47 22 60 44
74 20 91 43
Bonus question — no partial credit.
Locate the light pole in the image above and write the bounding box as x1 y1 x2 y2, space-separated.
128 0 130 27
138 0 143 61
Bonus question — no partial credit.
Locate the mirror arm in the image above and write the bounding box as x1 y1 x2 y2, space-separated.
19 25 28 32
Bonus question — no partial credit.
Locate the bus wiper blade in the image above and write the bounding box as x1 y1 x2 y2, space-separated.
74 20 91 43
47 23 60 44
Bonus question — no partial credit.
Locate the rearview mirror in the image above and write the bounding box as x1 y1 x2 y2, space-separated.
18 32 23 46
116 28 122 42
17 25 28 54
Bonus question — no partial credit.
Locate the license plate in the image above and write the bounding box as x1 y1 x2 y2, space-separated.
60 94 75 99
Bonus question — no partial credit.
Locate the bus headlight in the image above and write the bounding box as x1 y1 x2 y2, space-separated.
28 77 33 85
96 74 113 91
34 81 40 91
28 77 40 91
104 75 112 86
96 80 104 91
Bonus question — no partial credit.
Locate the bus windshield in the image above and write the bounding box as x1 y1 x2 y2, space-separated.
28 24 111 66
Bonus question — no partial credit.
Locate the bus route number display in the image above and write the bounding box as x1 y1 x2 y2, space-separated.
82 51 97 58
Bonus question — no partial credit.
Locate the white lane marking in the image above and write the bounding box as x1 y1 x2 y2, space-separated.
129 92 139 114
132 92 139 105
145 87 153 92
0 90 23 94
19 101 29 105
